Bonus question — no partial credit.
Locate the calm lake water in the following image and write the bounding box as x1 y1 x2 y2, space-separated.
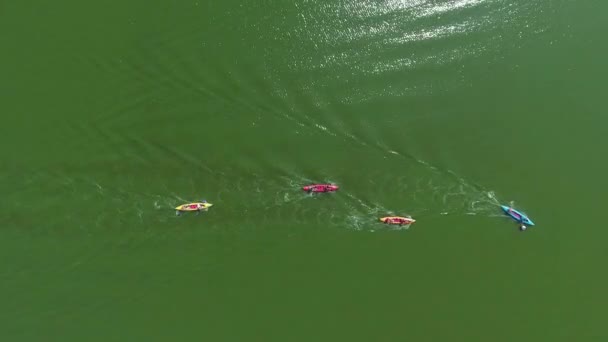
1 0 607 341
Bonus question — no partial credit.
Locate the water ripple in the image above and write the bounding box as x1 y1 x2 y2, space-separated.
269 0 548 102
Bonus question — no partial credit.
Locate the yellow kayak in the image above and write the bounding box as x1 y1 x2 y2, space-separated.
175 202 213 212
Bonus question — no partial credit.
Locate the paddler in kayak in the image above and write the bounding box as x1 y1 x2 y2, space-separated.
380 216 415 226
175 200 213 216
500 204 533 232
302 184 339 193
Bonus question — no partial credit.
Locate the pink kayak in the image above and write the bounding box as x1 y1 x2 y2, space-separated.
380 216 416 225
302 184 339 193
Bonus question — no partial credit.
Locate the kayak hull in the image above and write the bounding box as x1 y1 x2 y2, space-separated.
175 202 213 211
302 184 339 193
380 216 416 225
501 205 534 225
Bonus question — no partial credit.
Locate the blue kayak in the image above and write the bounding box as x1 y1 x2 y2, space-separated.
501 205 534 226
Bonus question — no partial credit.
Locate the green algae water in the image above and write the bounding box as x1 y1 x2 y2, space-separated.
2 0 607 340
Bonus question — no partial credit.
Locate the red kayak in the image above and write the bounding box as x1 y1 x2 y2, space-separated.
302 184 339 193
380 216 416 225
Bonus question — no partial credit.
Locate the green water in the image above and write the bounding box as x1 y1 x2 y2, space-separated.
2 0 607 340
